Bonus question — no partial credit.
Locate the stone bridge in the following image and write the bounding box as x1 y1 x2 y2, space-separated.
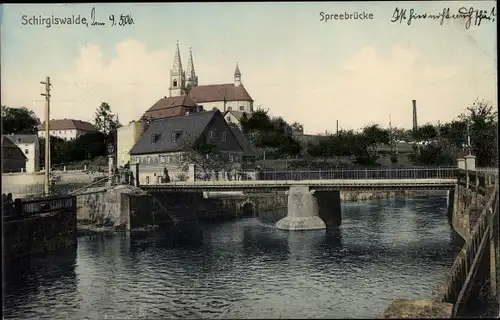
140 167 458 230
384 156 499 318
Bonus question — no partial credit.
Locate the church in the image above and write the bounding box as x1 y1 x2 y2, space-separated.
142 41 255 127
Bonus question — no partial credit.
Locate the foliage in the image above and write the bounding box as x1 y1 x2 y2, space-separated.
412 123 438 141
93 102 116 135
39 131 109 168
290 122 304 134
466 99 498 167
241 110 302 158
181 133 239 179
1 106 40 134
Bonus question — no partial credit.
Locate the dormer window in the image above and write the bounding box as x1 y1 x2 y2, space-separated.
151 133 161 144
227 106 232 111
209 130 216 138
171 131 182 142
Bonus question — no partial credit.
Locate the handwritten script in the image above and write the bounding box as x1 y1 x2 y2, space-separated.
391 7 496 29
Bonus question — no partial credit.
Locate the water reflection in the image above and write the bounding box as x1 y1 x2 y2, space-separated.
3 196 463 319
3 247 78 319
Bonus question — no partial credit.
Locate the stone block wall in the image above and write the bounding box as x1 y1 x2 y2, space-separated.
3 203 77 260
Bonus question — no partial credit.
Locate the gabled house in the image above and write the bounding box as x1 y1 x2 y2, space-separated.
129 109 252 182
142 95 202 120
38 118 97 141
5 134 39 172
223 109 248 129
2 136 27 173
228 125 257 165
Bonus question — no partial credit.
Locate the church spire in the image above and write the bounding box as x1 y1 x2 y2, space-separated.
234 62 241 86
186 46 198 89
172 40 183 72
169 40 186 97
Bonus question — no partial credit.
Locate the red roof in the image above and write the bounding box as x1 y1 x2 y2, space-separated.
188 83 253 103
143 95 199 120
38 119 97 131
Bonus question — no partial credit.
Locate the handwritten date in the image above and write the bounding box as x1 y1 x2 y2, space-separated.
89 7 135 27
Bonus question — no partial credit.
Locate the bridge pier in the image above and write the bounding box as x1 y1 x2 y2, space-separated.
315 190 342 227
276 186 326 231
276 186 342 231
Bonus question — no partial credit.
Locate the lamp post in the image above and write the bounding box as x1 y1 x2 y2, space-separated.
107 143 115 187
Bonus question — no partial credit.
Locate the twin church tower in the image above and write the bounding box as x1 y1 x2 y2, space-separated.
168 41 242 98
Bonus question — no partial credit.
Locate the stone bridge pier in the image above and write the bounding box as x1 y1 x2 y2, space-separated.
276 186 342 231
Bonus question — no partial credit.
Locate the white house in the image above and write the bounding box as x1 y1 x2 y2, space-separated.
5 134 40 173
38 118 97 141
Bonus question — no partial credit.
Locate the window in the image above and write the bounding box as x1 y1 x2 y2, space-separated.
240 106 244 111
151 133 161 144
221 131 227 141
171 131 182 142
229 153 234 162
147 156 151 164
159 155 165 163
25 149 29 154
209 130 216 138
173 79 178 87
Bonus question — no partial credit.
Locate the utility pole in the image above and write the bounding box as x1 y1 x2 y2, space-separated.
41 77 51 195
466 120 471 155
389 114 393 153
336 120 339 134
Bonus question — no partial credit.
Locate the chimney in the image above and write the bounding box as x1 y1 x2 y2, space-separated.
412 100 418 131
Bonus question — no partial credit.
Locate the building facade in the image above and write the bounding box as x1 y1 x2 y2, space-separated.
1 136 27 173
116 120 145 167
143 42 254 123
38 119 97 141
129 110 252 183
5 134 39 173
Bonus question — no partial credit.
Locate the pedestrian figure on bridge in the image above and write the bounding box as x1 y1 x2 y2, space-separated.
163 167 171 183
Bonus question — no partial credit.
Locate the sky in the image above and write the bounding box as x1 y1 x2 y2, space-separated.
1 2 497 134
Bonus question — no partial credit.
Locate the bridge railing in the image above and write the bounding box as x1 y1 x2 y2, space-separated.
2 195 76 222
434 175 499 316
476 167 499 175
250 167 457 181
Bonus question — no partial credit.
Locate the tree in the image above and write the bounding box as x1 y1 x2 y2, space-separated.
1 106 40 134
412 123 438 141
93 102 115 135
464 99 498 167
39 136 67 168
290 122 304 134
361 124 390 153
67 131 108 161
181 133 236 180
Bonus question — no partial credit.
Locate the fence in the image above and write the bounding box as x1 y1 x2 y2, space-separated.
476 167 499 175
253 167 457 181
433 175 499 316
2 195 76 222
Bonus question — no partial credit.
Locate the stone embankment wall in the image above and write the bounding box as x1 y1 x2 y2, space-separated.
3 201 77 260
76 185 146 229
75 187 443 231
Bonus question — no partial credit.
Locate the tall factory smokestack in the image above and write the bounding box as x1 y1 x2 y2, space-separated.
412 100 418 131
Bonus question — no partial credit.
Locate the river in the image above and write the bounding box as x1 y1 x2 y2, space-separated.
3 196 464 319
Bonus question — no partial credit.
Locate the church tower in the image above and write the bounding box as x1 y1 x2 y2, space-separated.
169 41 186 97
185 46 198 92
234 63 241 87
